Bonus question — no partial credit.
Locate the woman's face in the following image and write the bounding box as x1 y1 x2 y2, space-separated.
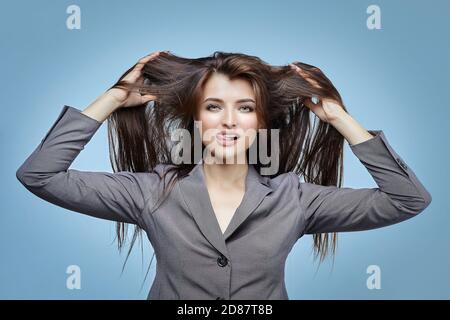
195 72 260 164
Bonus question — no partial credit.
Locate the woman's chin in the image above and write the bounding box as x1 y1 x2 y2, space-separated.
204 148 248 164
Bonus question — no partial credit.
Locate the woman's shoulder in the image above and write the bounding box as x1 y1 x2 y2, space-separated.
151 163 177 176
264 170 299 189
122 163 177 182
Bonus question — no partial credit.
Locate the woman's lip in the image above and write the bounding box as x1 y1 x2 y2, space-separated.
216 134 239 146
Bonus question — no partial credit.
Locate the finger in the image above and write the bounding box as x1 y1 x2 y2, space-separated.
122 69 141 83
124 59 153 83
140 94 157 104
135 74 145 85
307 104 324 121
138 49 169 64
132 51 161 75
296 69 320 88
304 97 321 111
290 63 308 77
290 63 321 89
138 51 161 64
112 52 162 88
135 50 167 74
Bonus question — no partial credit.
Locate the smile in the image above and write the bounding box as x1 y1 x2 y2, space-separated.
216 133 240 146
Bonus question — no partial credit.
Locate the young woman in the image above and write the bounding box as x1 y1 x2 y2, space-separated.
16 50 432 300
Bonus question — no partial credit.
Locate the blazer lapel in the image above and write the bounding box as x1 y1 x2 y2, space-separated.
223 165 273 241
179 162 273 258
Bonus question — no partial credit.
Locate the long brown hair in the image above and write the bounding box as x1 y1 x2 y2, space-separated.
106 51 346 286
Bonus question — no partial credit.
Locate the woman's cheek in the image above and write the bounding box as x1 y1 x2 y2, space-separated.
196 121 214 146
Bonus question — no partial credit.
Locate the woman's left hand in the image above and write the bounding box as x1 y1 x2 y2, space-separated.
289 63 346 124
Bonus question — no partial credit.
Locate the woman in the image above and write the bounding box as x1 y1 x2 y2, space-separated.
16 50 432 300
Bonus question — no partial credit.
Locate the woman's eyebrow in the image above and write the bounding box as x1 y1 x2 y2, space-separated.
203 97 255 103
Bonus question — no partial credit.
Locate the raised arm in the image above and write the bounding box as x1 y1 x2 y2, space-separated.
287 63 432 236
16 51 165 227
291 95 431 236
15 99 163 227
294 129 432 236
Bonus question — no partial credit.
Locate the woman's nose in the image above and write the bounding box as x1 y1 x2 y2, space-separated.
222 109 237 128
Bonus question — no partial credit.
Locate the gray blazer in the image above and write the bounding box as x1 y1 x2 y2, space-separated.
16 105 432 300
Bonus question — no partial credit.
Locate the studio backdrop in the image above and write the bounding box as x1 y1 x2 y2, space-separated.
1 0 448 299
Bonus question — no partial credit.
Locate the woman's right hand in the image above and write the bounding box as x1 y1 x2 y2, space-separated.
107 50 164 108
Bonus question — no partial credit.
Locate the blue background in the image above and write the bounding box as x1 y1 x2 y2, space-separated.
1 0 448 299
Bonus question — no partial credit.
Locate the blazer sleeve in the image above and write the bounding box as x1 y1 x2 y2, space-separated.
294 130 432 236
16 105 162 228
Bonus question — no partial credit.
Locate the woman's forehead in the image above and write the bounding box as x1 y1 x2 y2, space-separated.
202 73 255 102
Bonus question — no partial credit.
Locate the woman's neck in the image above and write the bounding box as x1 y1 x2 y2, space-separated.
202 162 249 189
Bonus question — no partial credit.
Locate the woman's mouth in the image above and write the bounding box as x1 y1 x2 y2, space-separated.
216 133 240 146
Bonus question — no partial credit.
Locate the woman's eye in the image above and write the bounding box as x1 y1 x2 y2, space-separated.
205 104 254 112
240 105 254 112
206 104 220 111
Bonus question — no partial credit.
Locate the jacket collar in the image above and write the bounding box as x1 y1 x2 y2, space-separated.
178 161 273 259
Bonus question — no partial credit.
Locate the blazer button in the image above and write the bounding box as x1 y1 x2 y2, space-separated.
217 255 228 267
